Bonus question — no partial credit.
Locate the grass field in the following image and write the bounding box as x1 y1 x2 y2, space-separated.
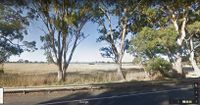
0 63 149 87
3 63 142 74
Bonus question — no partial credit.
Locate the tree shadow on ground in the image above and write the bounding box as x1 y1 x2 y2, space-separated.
38 79 198 105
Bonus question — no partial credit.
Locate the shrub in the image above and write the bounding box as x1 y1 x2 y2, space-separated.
0 64 4 74
144 57 172 77
196 56 200 64
132 57 142 65
0 68 4 74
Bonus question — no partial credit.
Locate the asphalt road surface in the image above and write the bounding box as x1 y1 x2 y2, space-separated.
37 87 198 105
4 85 199 105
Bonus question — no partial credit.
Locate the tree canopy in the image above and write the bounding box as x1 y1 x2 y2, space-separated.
0 2 36 64
32 0 94 81
131 26 177 60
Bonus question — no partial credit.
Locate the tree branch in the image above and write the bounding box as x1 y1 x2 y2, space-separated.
0 35 24 46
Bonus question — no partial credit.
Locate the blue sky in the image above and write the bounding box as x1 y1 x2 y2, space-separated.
9 18 134 62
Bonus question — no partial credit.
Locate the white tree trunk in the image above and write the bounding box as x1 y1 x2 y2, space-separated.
117 63 125 80
57 70 63 82
57 63 64 82
189 53 200 77
171 17 187 76
172 20 183 74
173 55 183 74
116 8 128 80
189 38 200 77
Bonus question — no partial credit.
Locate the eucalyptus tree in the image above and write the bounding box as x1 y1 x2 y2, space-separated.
131 0 200 76
95 0 143 80
0 0 37 69
33 0 93 81
157 0 200 76
187 21 200 76
131 26 177 61
130 25 179 77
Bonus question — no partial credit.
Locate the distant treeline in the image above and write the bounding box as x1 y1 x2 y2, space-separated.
6 60 132 64
6 59 45 63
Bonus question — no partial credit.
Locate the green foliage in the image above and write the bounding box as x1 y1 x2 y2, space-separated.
196 45 200 61
96 1 142 62
144 57 172 77
132 57 142 65
0 70 4 74
187 21 200 46
35 0 93 81
130 26 177 59
0 3 36 64
0 63 4 74
187 21 200 60
187 21 200 34
0 68 4 74
196 56 200 64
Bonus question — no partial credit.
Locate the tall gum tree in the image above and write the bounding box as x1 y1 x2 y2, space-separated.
95 0 143 80
187 21 200 77
0 0 37 70
140 0 200 76
33 0 93 81
161 0 200 76
150 1 190 75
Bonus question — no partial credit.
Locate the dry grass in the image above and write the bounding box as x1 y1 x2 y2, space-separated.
0 63 147 87
3 63 141 74
0 73 56 87
0 70 148 87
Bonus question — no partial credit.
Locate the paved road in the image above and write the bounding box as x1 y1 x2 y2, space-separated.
37 87 198 105
4 83 199 105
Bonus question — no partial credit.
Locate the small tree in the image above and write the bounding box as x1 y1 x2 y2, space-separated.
145 57 172 78
17 59 24 63
130 26 178 77
24 60 29 63
132 56 142 65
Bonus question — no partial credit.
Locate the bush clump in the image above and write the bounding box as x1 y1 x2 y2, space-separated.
144 57 172 78
0 68 4 74
0 64 4 74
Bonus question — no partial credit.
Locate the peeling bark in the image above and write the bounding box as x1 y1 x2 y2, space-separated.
171 19 183 75
117 63 126 80
99 7 127 80
173 55 183 74
116 8 128 80
57 69 63 82
189 38 200 77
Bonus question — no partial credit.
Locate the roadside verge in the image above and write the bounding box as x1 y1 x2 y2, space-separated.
4 78 199 93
